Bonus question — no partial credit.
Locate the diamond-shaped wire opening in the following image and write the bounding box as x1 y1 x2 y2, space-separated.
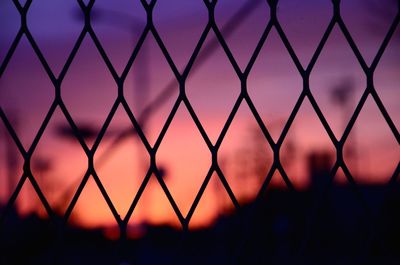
94 106 150 218
343 96 400 184
62 37 118 148
281 98 336 189
124 34 179 146
218 103 273 204
157 105 211 217
186 31 241 143
248 28 303 141
310 26 366 138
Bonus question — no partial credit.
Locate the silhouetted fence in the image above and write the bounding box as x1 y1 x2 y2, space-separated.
0 0 399 264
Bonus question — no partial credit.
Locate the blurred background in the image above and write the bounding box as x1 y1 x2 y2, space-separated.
0 0 399 262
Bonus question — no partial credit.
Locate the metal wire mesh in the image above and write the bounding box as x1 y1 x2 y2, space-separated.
0 0 399 262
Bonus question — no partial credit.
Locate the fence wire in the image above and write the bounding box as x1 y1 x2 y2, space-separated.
0 0 399 262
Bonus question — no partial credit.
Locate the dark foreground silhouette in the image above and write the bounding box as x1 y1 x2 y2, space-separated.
1 181 399 265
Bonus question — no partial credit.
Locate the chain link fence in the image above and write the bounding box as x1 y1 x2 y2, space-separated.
0 0 399 264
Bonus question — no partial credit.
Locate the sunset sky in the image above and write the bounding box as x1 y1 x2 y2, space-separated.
0 0 399 231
